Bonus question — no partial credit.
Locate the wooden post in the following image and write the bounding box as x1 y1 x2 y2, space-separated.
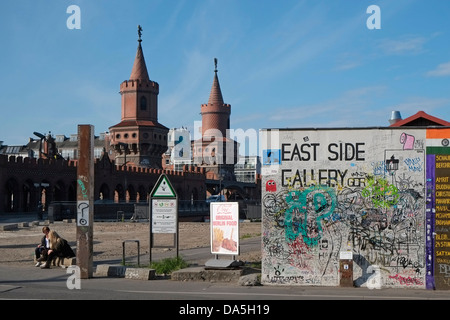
76 125 94 279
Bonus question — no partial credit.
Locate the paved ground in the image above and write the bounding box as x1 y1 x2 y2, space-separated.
0 213 262 268
1 213 449 306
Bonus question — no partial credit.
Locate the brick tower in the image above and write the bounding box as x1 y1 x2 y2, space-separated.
194 58 238 181
109 26 168 168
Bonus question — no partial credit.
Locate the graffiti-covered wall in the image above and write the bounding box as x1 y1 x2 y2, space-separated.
261 127 449 289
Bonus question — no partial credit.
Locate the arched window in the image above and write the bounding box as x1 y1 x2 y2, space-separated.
140 96 147 110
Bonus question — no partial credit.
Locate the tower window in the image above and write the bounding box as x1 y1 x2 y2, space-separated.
140 96 147 110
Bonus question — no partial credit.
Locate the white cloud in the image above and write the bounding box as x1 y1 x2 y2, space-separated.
426 62 450 77
377 36 426 55
389 97 450 112
265 86 387 126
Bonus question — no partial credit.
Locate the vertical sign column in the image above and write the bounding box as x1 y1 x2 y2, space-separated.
434 154 450 290
425 155 436 289
76 124 94 279
149 174 178 264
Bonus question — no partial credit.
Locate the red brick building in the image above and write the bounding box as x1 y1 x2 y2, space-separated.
0 153 206 214
0 30 206 215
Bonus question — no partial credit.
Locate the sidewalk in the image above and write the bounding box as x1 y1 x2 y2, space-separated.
2 212 449 301
0 212 47 224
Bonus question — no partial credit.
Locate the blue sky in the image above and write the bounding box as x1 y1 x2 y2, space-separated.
1 0 449 155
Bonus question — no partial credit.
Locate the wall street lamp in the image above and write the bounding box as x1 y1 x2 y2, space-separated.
33 131 46 159
117 142 129 202
386 155 399 175
117 142 130 167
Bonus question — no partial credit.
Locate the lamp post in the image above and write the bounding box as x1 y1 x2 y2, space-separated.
33 131 46 159
117 142 129 167
34 182 50 219
117 142 129 202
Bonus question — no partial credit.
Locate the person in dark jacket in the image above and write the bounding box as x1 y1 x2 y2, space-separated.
34 226 50 267
40 230 75 269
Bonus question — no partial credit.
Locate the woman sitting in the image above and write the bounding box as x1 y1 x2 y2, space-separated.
40 230 75 269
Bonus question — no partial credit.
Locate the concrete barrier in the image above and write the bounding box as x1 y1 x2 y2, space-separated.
95 264 156 280
95 264 127 278
171 267 244 282
0 224 18 231
125 268 156 280
63 257 76 267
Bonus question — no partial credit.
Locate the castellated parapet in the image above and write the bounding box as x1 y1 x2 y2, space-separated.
0 153 206 213
200 102 231 113
120 79 159 93
1 154 204 177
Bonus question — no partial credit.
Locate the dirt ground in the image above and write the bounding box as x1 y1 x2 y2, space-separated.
0 221 262 267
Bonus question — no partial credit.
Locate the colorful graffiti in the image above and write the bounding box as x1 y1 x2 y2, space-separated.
284 186 336 247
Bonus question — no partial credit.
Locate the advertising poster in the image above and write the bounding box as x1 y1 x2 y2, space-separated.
210 202 239 255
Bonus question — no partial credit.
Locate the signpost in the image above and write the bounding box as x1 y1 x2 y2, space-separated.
149 174 178 264
76 124 94 279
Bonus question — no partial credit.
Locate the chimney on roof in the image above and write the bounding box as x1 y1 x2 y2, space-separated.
389 111 402 125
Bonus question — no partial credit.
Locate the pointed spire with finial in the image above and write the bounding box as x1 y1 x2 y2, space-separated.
208 57 224 106
129 25 150 81
138 25 142 43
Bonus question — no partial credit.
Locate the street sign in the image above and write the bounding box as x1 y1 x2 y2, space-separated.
77 200 89 226
151 174 176 198
149 174 178 263
152 199 177 233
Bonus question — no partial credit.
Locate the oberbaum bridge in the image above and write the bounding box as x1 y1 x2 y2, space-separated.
0 28 260 222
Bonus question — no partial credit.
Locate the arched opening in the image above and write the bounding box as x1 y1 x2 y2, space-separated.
137 185 147 203
68 181 77 201
99 183 111 202
53 180 66 202
41 180 51 211
5 178 19 212
115 184 125 203
127 184 136 202
23 179 34 212
140 96 147 110
191 187 199 201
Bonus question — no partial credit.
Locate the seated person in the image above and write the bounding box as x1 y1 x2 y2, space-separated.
40 230 75 269
34 226 50 267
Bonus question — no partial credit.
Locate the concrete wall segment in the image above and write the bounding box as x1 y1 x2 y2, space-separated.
260 127 449 289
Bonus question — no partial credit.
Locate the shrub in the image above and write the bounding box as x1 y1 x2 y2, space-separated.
150 256 189 275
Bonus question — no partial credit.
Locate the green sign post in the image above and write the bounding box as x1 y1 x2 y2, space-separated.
149 174 178 264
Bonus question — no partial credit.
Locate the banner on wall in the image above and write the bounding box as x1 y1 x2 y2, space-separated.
210 202 239 255
426 128 450 290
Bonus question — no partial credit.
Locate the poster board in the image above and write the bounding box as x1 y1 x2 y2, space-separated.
210 202 239 255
